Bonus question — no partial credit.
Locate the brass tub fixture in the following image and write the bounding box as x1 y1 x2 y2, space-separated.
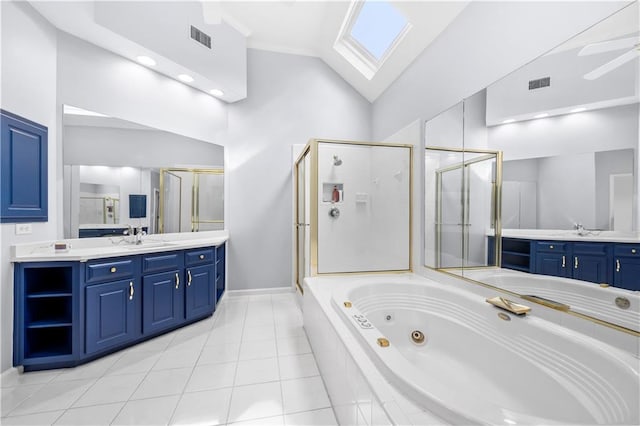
486 296 531 315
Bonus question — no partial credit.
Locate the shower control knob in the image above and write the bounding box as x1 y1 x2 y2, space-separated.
329 207 340 218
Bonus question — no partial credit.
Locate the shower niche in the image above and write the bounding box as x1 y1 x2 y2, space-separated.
294 139 413 292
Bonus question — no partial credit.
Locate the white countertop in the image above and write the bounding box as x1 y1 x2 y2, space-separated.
499 229 640 243
10 230 229 262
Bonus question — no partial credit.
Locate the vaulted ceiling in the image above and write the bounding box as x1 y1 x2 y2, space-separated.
30 1 468 103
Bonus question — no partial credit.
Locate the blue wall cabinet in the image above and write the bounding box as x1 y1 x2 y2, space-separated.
1 110 48 223
13 262 79 370
143 270 184 334
614 244 640 291
185 265 215 320
85 279 140 355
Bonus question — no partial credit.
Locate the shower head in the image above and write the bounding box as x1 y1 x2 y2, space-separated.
333 155 342 166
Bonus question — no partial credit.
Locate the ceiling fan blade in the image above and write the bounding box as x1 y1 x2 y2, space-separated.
584 49 639 80
578 36 638 56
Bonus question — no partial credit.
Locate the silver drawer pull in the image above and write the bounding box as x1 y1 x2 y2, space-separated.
188 270 192 286
561 255 566 268
129 282 134 300
199 254 205 260
175 272 180 289
616 259 621 272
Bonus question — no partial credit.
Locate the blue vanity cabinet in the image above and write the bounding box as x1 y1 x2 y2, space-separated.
571 243 611 284
534 242 571 278
14 262 80 370
613 244 640 291
1 110 48 223
501 238 532 272
83 256 141 356
216 244 226 301
142 252 185 335
185 247 216 321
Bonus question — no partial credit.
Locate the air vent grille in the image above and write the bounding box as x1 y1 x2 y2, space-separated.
528 77 550 90
190 25 211 49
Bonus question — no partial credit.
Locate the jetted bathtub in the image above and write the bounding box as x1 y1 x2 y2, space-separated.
461 268 639 332
329 277 639 425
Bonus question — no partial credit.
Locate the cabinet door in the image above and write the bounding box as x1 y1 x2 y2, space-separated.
86 279 139 355
535 253 571 278
1 110 48 222
185 264 215 320
143 270 184 334
614 257 640 291
572 255 609 284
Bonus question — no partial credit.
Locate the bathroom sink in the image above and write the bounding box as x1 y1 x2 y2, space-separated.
122 241 176 250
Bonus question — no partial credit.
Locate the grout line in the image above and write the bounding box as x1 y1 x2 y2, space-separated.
222 296 249 425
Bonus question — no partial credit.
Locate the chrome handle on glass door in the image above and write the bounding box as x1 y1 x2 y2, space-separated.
187 270 192 286
129 282 134 300
175 272 180 289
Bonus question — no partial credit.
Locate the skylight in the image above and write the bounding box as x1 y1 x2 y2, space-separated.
334 1 412 80
350 1 408 60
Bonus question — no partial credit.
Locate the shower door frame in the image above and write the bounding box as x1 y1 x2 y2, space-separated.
428 146 503 270
294 139 414 293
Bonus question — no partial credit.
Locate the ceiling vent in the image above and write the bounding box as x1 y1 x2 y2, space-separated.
528 77 550 90
190 25 212 49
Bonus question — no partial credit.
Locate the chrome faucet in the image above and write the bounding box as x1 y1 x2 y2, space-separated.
574 222 586 236
135 226 146 245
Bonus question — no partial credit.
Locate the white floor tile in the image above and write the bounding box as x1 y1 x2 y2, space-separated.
275 323 306 339
229 415 284 425
71 373 145 408
1 384 45 417
0 369 59 388
169 388 232 426
125 333 175 354
53 402 123 425
284 407 338 425
235 358 279 386
242 325 276 342
10 379 95 416
153 348 201 371
198 342 241 365
227 382 283 423
104 351 161 376
206 328 244 346
239 339 277 361
52 354 121 382
184 362 236 393
130 367 191 400
111 395 180 426
276 336 311 357
278 354 320 380
281 376 330 414
0 410 63 425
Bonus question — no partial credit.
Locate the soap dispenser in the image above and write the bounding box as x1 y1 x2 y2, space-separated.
332 185 340 203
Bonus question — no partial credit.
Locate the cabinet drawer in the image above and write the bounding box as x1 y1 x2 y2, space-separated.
85 258 136 284
573 243 609 255
185 248 214 266
535 242 568 253
614 244 640 257
142 252 183 274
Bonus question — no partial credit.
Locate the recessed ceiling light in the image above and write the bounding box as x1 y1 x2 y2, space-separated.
178 74 194 83
136 56 156 66
570 107 586 113
502 119 515 124
534 113 549 119
209 89 224 97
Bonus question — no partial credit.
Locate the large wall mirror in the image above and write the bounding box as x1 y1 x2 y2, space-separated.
62 105 225 239
425 3 639 333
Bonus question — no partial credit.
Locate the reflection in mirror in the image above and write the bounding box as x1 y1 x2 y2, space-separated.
425 3 639 334
62 105 224 239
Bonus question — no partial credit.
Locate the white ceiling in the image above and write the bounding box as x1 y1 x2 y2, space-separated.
30 1 468 103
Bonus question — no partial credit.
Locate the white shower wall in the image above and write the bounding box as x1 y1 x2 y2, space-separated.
317 143 410 273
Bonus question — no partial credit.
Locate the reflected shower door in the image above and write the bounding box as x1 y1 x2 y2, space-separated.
193 172 224 231
436 158 465 269
161 170 182 233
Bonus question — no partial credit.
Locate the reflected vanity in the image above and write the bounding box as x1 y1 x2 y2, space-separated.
424 3 639 334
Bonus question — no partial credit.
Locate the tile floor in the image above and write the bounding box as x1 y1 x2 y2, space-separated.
1 293 337 425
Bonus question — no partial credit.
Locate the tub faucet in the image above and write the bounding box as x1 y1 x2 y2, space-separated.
486 296 531 315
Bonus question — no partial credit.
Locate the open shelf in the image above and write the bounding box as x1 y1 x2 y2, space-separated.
25 266 73 294
501 238 532 272
24 326 72 358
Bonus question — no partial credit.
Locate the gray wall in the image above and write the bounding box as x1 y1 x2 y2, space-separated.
224 49 371 290
372 1 629 140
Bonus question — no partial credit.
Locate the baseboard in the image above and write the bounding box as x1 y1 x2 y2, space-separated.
225 286 295 297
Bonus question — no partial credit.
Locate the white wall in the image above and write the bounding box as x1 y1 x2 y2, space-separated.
224 49 371 290
0 1 58 373
372 1 630 141
63 126 224 168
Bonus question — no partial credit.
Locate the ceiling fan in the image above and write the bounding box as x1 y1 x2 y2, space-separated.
578 35 640 80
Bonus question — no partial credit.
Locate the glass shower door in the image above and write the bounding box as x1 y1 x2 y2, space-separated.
193 172 224 231
295 150 311 292
161 170 182 233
